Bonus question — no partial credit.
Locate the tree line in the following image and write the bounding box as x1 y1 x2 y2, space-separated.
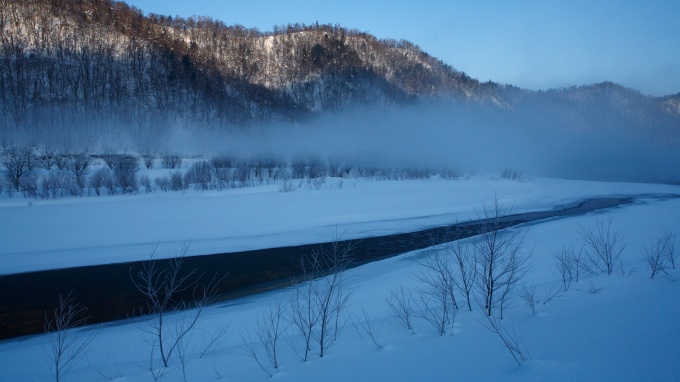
0 0 486 148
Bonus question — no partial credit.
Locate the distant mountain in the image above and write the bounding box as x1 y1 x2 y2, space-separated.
0 0 678 147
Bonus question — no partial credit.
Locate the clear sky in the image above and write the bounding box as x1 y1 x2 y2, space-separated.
125 0 680 96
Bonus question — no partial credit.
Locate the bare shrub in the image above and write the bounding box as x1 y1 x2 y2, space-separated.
239 299 288 377
384 285 416 334
290 158 307 179
475 196 532 318
480 313 530 366
259 154 284 180
541 285 562 305
279 174 296 192
162 153 182 169
645 232 674 279
414 247 458 335
447 235 477 311
238 330 274 377
54 155 70 171
44 291 97 382
234 161 253 187
415 288 451 336
67 154 91 194
142 154 155 169
353 305 383 350
111 155 139 193
552 245 575 291
500 168 528 182
587 280 603 294
170 171 185 191
289 237 354 359
130 244 224 369
185 160 212 190
328 158 350 178
20 171 39 198
2 146 35 193
662 231 677 270
40 170 69 199
139 174 152 193
210 155 235 169
38 148 58 170
519 283 536 315
578 217 626 276
306 156 325 179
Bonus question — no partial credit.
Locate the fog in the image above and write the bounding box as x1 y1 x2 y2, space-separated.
3 99 675 184
162 101 679 184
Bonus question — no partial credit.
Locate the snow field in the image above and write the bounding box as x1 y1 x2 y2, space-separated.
0 186 678 381
1 175 678 274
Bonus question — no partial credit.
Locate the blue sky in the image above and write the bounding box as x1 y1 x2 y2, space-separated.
125 0 680 96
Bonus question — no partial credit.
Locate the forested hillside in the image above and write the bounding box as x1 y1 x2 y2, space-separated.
0 0 502 144
0 0 678 150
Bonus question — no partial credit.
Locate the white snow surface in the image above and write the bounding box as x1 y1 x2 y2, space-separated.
0 177 679 381
1 175 678 274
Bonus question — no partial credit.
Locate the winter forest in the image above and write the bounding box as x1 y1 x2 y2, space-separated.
1 0 679 381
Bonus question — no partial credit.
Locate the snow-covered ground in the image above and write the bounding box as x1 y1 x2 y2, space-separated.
0 176 678 381
0 176 679 381
1 175 678 274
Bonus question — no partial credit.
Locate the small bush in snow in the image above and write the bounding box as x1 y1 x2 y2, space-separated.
170 171 185 191
644 231 676 279
89 168 113 196
501 168 529 182
141 154 154 169
2 146 36 193
384 285 416 334
578 217 626 276
111 155 139 194
162 153 182 169
139 174 152 193
185 161 212 190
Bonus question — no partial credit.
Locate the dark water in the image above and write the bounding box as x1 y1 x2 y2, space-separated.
0 194 673 340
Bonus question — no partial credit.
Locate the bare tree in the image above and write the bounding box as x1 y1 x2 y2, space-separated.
518 283 536 315
415 286 450 336
414 247 458 335
552 245 575 291
289 236 354 359
474 196 532 318
541 286 562 305
67 154 91 194
38 148 58 170
384 285 416 334
447 235 477 311
163 153 182 169
578 217 626 276
571 245 586 283
2 146 35 193
142 154 155 169
288 266 319 361
111 154 139 193
479 313 530 366
239 299 288 377
44 291 97 382
130 244 223 369
644 232 674 279
662 231 677 270
312 240 353 357
255 299 288 372
352 305 383 350
238 330 274 377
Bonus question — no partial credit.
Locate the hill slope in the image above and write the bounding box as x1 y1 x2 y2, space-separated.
0 0 678 153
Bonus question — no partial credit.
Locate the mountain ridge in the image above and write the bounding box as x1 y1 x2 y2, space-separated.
0 0 678 147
